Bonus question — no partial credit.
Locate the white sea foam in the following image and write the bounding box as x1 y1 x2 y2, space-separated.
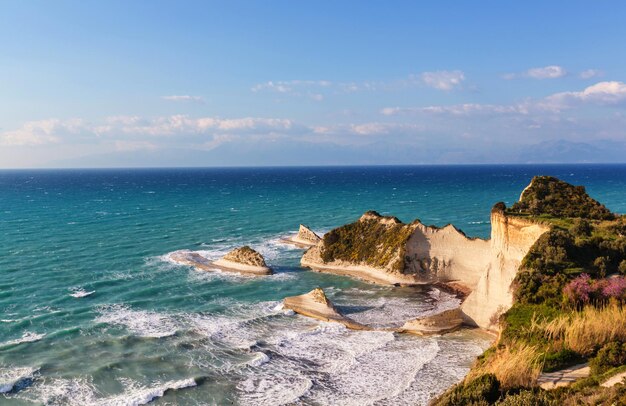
0 366 38 393
12 376 196 406
95 304 179 338
247 352 270 367
238 373 313 406
330 286 459 329
69 288 95 298
184 301 282 349
1 332 45 348
104 378 196 406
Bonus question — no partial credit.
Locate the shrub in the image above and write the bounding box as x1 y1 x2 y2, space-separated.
563 274 626 306
563 274 595 304
542 348 584 372
495 389 558 406
594 256 610 278
619 260 626 275
590 341 626 375
570 218 592 237
433 374 501 405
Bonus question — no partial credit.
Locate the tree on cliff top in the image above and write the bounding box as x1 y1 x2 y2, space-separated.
510 176 614 220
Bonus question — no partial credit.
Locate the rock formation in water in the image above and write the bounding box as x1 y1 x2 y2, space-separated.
283 288 369 330
301 192 551 331
398 308 464 335
282 224 322 247
213 246 273 275
171 246 272 275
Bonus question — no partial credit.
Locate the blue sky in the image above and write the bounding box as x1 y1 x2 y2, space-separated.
2 1 626 167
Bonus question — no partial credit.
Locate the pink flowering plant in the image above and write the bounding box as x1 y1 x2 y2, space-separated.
563 273 626 306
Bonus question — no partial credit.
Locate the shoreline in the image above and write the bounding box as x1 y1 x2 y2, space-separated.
301 258 427 286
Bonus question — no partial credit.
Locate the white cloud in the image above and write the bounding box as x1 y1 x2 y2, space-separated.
505 65 567 80
161 95 205 103
1 115 298 147
0 119 84 146
382 104 524 116
546 81 626 106
251 80 332 93
526 65 567 79
383 81 626 118
579 69 603 79
419 70 465 90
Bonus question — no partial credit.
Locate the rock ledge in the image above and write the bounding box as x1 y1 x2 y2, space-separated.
283 288 369 330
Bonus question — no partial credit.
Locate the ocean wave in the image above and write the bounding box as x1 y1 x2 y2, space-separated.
247 352 270 367
184 301 282 349
236 321 441 405
329 287 459 329
0 366 38 393
104 378 196 406
11 376 196 406
69 288 95 298
95 304 179 338
0 332 46 348
238 373 313 406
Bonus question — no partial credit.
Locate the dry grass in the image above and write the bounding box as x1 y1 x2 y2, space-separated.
533 303 626 356
468 344 542 388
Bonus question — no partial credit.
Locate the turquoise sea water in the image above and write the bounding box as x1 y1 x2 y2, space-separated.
1 165 625 405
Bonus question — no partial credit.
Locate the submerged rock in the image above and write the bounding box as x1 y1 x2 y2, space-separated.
283 288 369 330
398 308 464 335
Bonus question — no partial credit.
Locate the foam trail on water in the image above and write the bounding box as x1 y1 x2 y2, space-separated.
1 332 46 348
95 304 179 338
104 378 197 406
69 288 95 298
12 376 196 406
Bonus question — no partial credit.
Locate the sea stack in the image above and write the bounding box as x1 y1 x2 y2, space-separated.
171 246 272 275
283 288 369 330
282 224 322 248
213 246 273 275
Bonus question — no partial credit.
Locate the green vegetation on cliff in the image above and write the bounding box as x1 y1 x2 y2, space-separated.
320 211 416 272
509 176 614 220
434 176 626 405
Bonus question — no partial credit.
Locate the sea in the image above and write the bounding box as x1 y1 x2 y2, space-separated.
1 164 625 405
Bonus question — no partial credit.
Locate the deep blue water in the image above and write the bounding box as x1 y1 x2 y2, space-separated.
0 165 624 405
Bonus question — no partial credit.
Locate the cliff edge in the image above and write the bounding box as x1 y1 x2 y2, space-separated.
301 196 550 331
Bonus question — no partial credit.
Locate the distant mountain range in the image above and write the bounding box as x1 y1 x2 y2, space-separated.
50 139 626 168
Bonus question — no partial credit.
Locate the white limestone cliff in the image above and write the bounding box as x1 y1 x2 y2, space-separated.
301 209 549 331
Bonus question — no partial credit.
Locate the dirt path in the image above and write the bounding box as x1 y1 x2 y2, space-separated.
601 371 626 387
537 363 590 390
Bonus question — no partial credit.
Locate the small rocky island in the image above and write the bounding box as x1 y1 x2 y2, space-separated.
170 246 272 275
283 288 369 330
281 224 322 247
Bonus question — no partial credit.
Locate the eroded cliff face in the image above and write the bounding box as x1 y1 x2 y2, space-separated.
460 211 549 330
302 210 550 330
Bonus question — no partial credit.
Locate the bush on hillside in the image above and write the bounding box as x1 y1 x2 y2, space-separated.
590 341 626 375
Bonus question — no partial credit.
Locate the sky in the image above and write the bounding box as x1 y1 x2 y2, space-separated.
2 1 626 168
